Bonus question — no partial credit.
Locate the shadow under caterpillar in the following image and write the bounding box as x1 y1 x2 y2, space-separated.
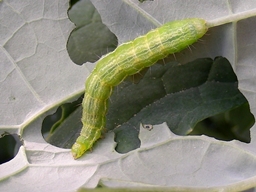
71 18 208 159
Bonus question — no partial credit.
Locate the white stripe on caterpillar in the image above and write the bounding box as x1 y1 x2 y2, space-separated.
71 18 208 159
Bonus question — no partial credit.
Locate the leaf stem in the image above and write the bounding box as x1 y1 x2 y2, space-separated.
207 8 256 28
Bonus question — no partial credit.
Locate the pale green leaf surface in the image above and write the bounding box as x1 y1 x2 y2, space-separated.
1 0 256 191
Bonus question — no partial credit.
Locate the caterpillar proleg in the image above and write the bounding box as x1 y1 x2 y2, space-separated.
71 18 208 159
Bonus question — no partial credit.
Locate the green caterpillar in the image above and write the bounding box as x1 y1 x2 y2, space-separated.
71 18 208 159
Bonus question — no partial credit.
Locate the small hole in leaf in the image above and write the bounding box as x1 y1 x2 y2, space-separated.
0 133 23 164
42 95 83 149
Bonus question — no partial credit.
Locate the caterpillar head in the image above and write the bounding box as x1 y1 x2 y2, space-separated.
71 136 92 159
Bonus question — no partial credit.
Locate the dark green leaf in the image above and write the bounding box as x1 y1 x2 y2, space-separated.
67 0 117 65
45 57 254 153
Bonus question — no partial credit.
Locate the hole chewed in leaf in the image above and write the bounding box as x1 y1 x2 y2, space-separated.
67 0 117 65
0 133 23 164
108 57 254 153
44 57 254 155
42 96 83 149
